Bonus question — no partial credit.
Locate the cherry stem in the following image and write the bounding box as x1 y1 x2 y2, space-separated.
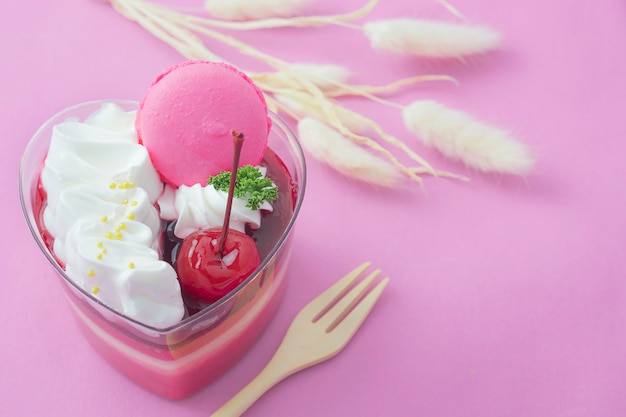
217 131 245 256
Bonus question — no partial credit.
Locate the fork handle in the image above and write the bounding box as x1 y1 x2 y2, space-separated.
210 355 294 417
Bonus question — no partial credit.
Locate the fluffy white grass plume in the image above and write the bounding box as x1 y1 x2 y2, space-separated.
363 18 501 58
297 118 403 187
204 0 313 20
403 100 534 175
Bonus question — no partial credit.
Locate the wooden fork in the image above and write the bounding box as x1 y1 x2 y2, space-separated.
210 262 389 417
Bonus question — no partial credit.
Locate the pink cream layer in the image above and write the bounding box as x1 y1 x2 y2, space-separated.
60 248 291 399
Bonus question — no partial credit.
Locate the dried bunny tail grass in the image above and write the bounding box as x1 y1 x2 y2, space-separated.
264 78 429 186
200 0 378 30
326 74 458 98
297 118 404 188
133 1 291 71
274 66 456 102
410 167 470 182
255 64 456 110
319 100 437 175
436 0 468 22
120 0 378 31
204 0 314 21
285 63 352 91
363 18 501 58
110 0 422 182
109 0 462 188
252 63 352 93
272 92 370 133
403 100 534 175
263 94 280 114
281 72 434 183
109 0 225 61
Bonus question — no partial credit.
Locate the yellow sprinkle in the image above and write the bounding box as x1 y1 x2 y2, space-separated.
100 215 108 223
121 199 129 205
96 253 103 260
91 286 100 294
87 270 95 277
128 262 135 269
119 182 127 189
115 232 123 240
109 183 117 190
131 201 138 207
101 248 107 254
105 232 113 239
127 213 135 221
127 182 135 188
96 241 103 248
116 222 126 231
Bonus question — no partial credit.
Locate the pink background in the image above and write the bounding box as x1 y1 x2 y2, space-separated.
2 0 626 416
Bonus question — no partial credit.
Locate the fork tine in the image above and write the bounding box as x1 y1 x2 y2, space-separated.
316 269 381 331
303 262 372 322
331 277 389 340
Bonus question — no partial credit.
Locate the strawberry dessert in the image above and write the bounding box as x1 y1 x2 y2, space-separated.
20 60 306 399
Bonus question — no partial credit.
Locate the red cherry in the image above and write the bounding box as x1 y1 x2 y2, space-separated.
176 228 260 303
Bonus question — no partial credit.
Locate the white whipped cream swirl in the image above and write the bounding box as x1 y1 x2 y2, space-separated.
158 171 273 239
40 103 185 328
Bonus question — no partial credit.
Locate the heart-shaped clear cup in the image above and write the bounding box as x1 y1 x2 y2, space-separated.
19 99 306 399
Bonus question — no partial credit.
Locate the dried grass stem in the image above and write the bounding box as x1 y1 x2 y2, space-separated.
106 0 503 189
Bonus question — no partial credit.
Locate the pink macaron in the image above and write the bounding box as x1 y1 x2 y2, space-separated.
136 60 271 187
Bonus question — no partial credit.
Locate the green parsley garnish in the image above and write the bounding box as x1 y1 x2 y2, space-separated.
208 165 278 211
